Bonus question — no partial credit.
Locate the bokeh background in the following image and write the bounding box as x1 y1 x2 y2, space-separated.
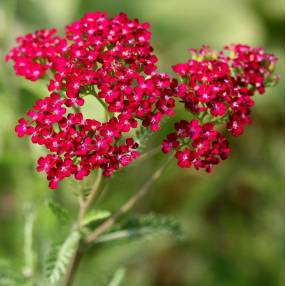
0 0 284 285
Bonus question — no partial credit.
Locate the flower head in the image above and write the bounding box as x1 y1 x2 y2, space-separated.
7 13 279 189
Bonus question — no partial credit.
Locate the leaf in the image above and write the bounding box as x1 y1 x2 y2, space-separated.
96 213 183 244
81 209 111 227
45 231 80 284
47 200 70 223
108 267 126 286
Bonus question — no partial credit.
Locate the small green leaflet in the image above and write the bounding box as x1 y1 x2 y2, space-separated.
47 200 70 223
81 209 111 226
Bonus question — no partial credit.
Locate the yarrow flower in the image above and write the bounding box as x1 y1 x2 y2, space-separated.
5 28 67 81
162 119 231 172
7 12 279 189
164 44 279 169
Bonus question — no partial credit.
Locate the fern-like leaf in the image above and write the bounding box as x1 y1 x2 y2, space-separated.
96 213 183 244
47 200 70 223
45 230 80 284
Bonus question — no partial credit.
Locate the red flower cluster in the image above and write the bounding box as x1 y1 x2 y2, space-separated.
172 45 278 137
8 12 174 189
162 119 231 172
7 12 279 189
165 44 278 168
49 12 175 130
5 29 67 81
15 92 140 188
224 44 278 94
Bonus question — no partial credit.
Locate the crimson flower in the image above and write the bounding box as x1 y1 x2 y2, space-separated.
6 12 279 189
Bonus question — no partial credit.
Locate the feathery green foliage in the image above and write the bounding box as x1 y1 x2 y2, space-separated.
45 230 80 284
47 200 70 223
96 213 183 244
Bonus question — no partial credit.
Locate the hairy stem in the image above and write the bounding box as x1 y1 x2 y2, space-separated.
85 156 173 244
79 170 103 222
62 171 103 286
62 156 172 286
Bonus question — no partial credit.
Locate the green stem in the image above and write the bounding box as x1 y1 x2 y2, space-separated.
62 171 103 286
79 170 103 223
85 156 173 244
61 155 173 286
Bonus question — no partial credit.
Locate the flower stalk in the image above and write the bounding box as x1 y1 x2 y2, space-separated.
62 155 172 286
79 170 103 223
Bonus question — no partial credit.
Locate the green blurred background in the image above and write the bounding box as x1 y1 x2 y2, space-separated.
0 0 284 285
